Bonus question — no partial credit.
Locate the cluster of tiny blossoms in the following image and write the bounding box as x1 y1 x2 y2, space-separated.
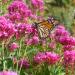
15 23 33 39
31 0 44 12
8 0 36 23
8 42 19 52
51 25 75 51
0 16 15 41
18 58 30 69
25 35 39 45
34 52 60 65
64 50 75 65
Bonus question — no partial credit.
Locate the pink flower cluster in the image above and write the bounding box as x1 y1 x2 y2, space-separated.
15 24 32 39
25 36 39 45
45 52 60 64
51 25 75 51
33 52 46 64
9 42 19 52
59 36 75 45
54 25 70 42
48 41 56 50
0 16 15 41
63 45 74 51
8 0 35 23
31 0 44 12
0 71 18 75
18 58 30 69
64 50 75 64
34 52 60 65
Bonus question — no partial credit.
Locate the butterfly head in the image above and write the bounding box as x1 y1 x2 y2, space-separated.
32 22 38 29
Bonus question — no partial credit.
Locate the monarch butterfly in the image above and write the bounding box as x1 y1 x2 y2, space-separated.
33 17 59 39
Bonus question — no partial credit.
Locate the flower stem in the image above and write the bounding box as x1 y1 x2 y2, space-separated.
65 64 68 75
71 63 74 75
2 41 6 70
16 38 23 72
19 45 28 75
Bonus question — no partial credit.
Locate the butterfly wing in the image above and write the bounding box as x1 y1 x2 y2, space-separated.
37 20 54 38
33 17 59 39
38 24 49 38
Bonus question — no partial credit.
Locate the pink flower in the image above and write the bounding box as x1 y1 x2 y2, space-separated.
50 25 70 42
56 25 65 30
32 36 39 44
49 25 70 44
54 25 70 41
18 58 30 69
59 36 75 45
9 42 19 51
45 52 60 64
25 25 33 34
0 71 18 75
63 45 74 51
8 0 34 23
54 29 70 37
33 52 60 65
33 52 46 64
31 25 38 36
0 16 15 41
30 14 37 20
9 12 21 22
8 1 28 13
15 24 32 39
49 32 55 39
25 38 33 45
64 50 75 64
25 36 39 45
31 0 44 11
48 41 56 49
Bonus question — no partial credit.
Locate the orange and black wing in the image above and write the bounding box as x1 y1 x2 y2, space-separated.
37 20 53 38
34 17 59 38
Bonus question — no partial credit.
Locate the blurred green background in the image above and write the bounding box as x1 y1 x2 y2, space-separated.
0 0 75 35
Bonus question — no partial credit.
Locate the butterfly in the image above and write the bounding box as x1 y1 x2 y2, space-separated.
33 17 59 39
